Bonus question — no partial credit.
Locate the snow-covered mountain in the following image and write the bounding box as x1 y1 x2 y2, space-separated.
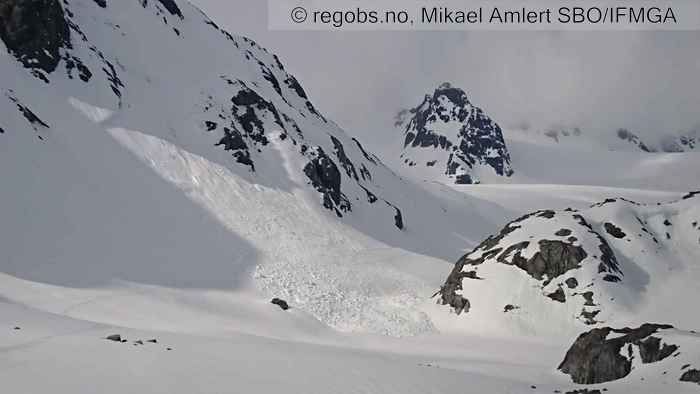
515 124 698 154
1 0 404 227
2 1 700 393
434 191 700 338
660 129 699 152
395 83 513 184
0 0 513 337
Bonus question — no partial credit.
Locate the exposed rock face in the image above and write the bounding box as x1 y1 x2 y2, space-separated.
271 298 289 310
304 147 351 217
603 222 626 239
0 0 70 73
397 82 513 184
680 369 700 385
437 262 476 314
516 240 587 282
155 0 182 19
558 324 677 384
660 130 698 153
616 128 653 152
547 286 566 303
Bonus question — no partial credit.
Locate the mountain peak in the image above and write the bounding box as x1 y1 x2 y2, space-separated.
397 83 513 184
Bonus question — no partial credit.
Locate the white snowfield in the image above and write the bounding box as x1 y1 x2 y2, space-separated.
1 0 699 393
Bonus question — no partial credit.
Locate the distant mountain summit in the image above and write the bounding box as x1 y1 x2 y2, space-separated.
396 83 513 184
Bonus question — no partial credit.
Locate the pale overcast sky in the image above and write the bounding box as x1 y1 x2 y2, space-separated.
191 0 700 148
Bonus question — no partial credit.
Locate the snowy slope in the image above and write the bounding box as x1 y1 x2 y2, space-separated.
494 129 700 190
0 0 510 336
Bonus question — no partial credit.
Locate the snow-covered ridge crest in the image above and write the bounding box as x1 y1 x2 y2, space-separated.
396 82 513 184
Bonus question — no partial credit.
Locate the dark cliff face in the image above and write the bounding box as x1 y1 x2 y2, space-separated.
304 147 351 217
400 83 513 184
0 0 70 73
558 324 679 384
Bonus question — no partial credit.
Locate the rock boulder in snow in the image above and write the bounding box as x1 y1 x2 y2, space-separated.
271 298 290 310
680 369 700 385
558 323 678 384
105 334 122 342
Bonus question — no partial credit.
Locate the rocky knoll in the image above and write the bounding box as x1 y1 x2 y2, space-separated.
559 323 700 387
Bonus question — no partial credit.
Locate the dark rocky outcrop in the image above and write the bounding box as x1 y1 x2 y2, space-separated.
140 0 183 19
682 191 700 200
579 309 600 325
558 323 676 384
509 240 587 282
435 261 478 315
6 91 49 130
616 128 653 152
271 298 289 310
572 215 622 276
603 223 626 239
216 127 253 169
230 85 278 146
565 277 579 289
547 287 566 303
205 121 217 131
680 369 700 385
581 292 595 306
602 274 621 283
330 135 359 182
304 148 351 217
637 335 679 364
387 203 404 230
105 334 122 342
0 0 70 73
